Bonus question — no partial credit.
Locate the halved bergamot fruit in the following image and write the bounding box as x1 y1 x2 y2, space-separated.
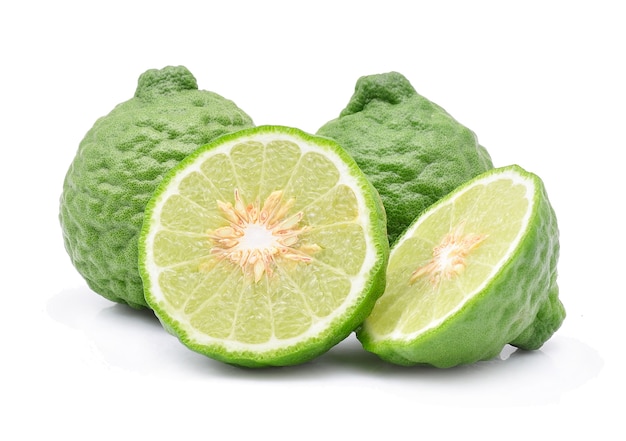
139 125 388 367
357 165 565 368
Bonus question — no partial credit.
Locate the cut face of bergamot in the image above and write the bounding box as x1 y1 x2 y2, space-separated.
357 165 565 368
139 125 388 367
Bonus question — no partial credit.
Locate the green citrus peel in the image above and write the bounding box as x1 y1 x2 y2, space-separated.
318 71 493 244
59 66 254 308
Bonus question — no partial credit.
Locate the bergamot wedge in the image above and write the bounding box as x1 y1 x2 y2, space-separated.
59 66 254 308
357 165 565 368
139 125 388 367
317 72 493 244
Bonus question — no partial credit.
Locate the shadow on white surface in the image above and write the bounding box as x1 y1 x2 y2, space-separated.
47 286 603 406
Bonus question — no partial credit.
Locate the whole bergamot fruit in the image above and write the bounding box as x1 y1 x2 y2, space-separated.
317 72 493 244
60 66 254 308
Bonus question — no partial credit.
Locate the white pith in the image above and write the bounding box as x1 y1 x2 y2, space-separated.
142 130 379 354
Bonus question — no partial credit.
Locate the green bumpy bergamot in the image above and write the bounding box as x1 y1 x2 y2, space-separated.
60 66 254 308
317 72 494 244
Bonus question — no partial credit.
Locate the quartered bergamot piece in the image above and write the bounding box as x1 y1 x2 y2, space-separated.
139 126 388 367
357 165 565 368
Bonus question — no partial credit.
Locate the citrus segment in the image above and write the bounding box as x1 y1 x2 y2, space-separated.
358 165 565 367
139 125 388 367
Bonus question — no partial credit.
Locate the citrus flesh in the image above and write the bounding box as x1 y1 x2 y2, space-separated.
139 126 388 367
357 165 565 368
59 66 254 308
317 71 493 244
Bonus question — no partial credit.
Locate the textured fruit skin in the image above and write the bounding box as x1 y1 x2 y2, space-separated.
139 126 389 367
317 72 493 244
59 66 254 308
357 166 565 368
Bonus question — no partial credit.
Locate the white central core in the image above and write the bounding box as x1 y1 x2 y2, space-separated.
436 244 459 270
238 223 280 252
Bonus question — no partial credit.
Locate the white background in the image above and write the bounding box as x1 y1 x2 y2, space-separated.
2 1 623 439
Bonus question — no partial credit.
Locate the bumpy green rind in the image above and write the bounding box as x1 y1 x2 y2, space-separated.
357 165 565 368
139 126 389 367
59 66 254 308
317 72 493 244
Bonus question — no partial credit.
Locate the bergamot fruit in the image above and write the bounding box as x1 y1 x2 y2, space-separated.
138 125 388 367
357 165 565 367
59 66 254 308
317 71 493 244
